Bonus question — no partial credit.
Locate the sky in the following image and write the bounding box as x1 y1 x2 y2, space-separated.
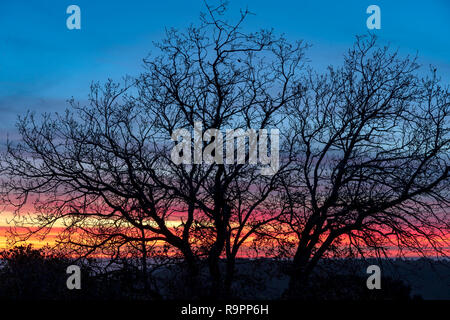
0 0 449 239
0 0 449 132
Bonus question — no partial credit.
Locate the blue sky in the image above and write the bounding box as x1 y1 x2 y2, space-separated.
0 0 449 133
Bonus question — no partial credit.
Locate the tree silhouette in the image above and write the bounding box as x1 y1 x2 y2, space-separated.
275 35 449 298
1 1 305 298
0 2 448 300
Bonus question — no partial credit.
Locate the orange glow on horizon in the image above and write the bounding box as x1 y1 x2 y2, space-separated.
0 210 449 259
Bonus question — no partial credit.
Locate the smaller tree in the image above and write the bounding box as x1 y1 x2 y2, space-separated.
277 35 450 297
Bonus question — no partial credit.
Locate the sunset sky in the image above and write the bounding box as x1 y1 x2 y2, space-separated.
0 0 449 249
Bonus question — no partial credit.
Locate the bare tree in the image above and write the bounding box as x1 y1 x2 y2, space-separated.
276 35 450 298
1 1 306 298
130 1 306 297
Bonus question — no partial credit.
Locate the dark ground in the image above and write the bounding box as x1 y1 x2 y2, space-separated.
0 247 448 300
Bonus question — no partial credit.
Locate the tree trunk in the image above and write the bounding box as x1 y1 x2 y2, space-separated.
208 233 225 298
284 248 313 299
223 256 235 297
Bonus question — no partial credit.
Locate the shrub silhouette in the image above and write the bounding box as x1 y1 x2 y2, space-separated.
0 245 74 299
0 245 165 300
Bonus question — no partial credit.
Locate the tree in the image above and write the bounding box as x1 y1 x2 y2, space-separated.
1 2 448 301
125 1 306 297
277 35 450 298
1 1 306 298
